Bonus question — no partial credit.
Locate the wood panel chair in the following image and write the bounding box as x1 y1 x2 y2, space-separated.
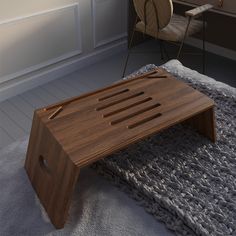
123 0 213 77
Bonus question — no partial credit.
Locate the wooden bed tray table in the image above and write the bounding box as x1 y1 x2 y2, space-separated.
25 68 216 228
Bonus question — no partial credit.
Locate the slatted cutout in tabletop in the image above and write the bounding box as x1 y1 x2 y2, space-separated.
37 68 214 168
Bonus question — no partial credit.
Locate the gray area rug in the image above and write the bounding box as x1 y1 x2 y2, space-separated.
0 139 172 236
91 60 236 236
0 60 235 236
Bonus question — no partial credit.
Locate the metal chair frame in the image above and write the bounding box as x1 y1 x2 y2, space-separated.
122 0 207 77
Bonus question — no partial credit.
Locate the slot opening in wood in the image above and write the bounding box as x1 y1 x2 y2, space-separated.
110 103 161 125
96 92 144 111
39 155 51 174
98 89 129 101
43 68 159 111
128 113 162 129
48 106 63 120
103 97 152 118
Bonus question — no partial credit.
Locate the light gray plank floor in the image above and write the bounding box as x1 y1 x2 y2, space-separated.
9 95 35 119
0 100 32 133
0 109 27 142
1 40 236 147
0 53 126 148
0 127 14 147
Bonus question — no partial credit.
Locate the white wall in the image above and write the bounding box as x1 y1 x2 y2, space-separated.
0 0 128 101
92 0 128 48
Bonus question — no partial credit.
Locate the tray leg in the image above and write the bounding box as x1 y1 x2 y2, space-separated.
185 107 216 142
25 113 79 229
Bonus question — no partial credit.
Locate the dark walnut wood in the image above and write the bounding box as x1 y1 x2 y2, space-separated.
25 68 216 229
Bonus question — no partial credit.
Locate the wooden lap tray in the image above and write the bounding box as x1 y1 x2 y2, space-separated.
25 68 216 228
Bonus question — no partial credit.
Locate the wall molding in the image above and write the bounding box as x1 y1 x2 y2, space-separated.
0 50 82 85
0 3 79 26
0 40 128 102
92 0 127 48
94 33 128 48
186 37 236 61
0 3 82 84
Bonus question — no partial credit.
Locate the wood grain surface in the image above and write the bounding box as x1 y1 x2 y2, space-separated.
25 68 216 228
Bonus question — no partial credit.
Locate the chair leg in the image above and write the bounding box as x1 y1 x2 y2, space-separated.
163 41 170 60
202 13 206 74
177 16 191 60
159 40 165 60
122 17 138 78
122 50 132 78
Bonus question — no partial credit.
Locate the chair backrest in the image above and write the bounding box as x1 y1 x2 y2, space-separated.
133 0 173 31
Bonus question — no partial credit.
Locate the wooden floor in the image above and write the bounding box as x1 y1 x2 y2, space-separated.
0 40 235 149
0 53 127 149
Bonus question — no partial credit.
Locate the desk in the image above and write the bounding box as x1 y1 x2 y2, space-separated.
174 0 236 17
173 0 236 51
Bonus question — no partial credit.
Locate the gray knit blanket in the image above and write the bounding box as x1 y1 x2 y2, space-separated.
92 60 236 236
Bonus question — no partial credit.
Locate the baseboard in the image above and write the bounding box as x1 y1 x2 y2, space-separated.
186 37 236 61
0 40 127 103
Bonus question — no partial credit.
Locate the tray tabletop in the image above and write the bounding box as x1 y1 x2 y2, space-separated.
36 68 214 167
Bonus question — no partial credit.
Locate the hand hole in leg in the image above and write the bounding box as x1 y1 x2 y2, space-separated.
39 155 51 174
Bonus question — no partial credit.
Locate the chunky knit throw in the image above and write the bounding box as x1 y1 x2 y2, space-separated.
92 60 236 236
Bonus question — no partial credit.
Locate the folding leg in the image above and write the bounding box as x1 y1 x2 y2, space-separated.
185 107 216 142
25 112 80 228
